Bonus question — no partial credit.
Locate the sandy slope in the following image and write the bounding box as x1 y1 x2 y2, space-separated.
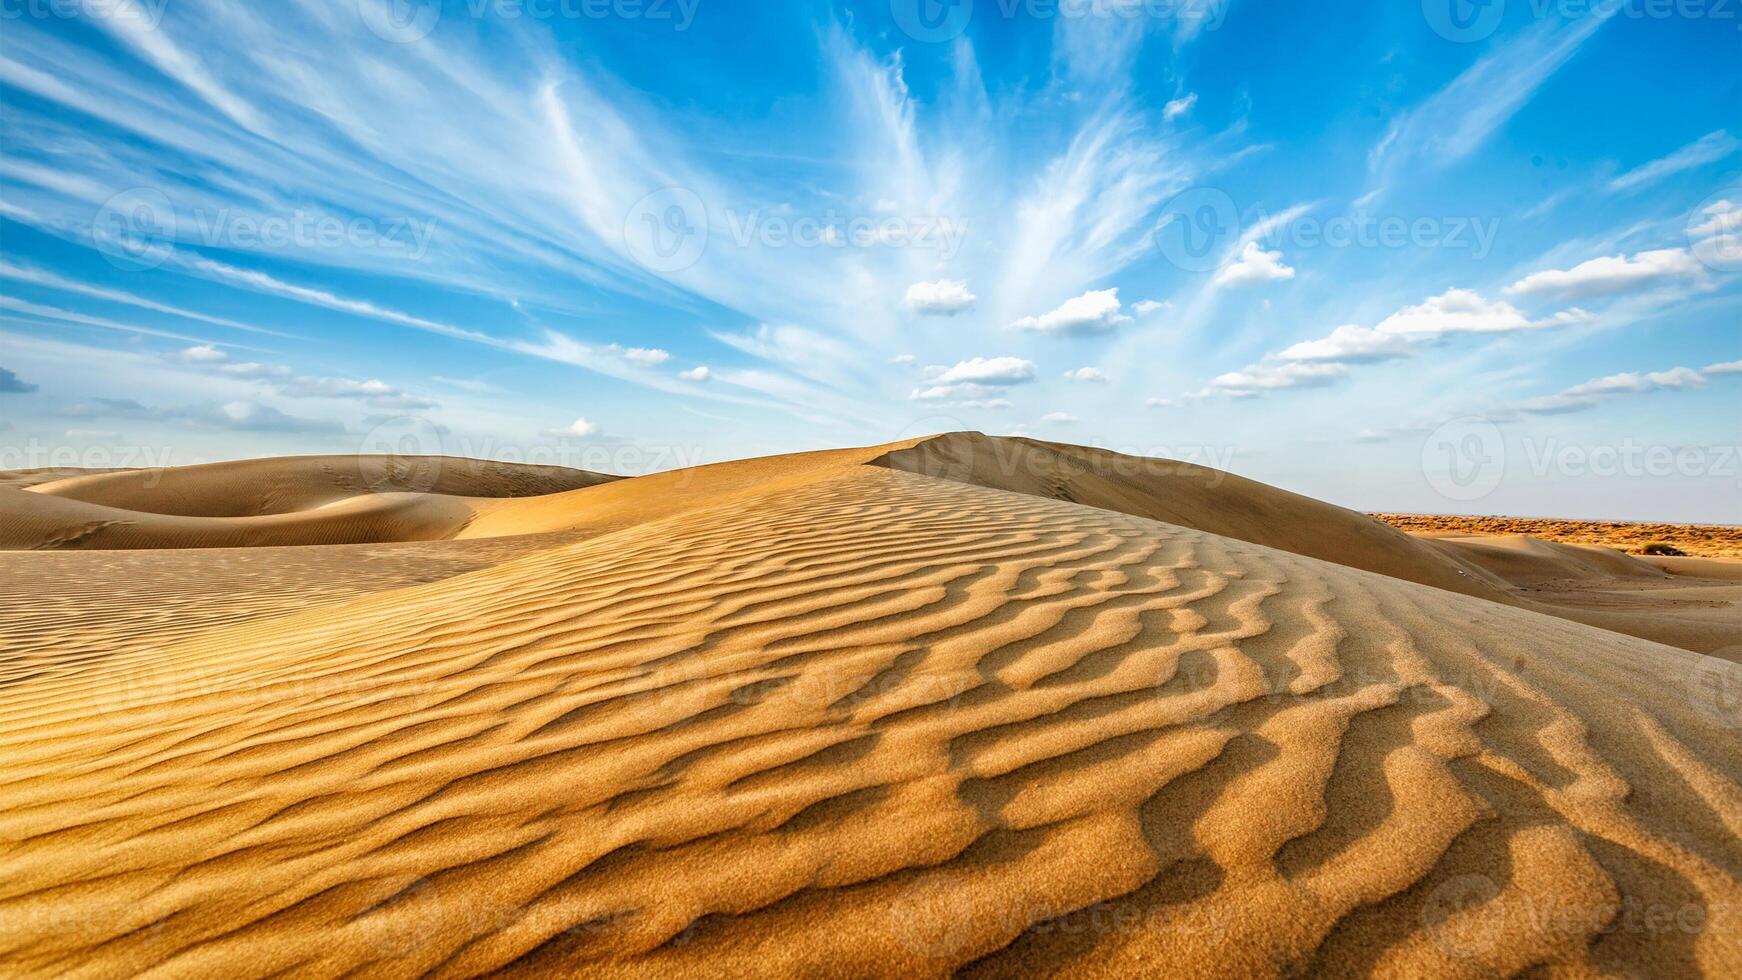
1 437 1739 978
0 456 613 550
1400 534 1742 659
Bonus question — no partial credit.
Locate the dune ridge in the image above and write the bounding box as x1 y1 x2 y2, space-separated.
1 443 1739 977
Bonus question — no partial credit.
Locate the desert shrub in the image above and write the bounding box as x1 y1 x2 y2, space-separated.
1640 542 1686 557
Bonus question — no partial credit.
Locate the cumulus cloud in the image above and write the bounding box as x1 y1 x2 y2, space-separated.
65 395 342 434
163 345 435 410
889 354 917 364
1133 300 1169 316
1513 361 1734 415
0 366 38 394
1205 362 1348 397
169 344 230 364
1185 288 1587 400
218 361 292 379
1041 411 1080 424
200 401 345 434
550 417 600 437
1011 289 1132 335
934 356 1038 385
679 366 711 382
1506 248 1707 300
1278 324 1416 363
1213 242 1296 287
903 279 978 316
601 345 670 367
1063 367 1108 383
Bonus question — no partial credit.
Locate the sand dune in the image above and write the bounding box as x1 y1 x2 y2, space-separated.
1 435 1739 977
0 456 613 550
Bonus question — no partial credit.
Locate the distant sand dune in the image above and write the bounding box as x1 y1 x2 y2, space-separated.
0 456 613 550
1 439 1738 977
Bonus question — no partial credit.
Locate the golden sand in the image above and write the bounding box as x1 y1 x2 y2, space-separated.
0 435 1737 977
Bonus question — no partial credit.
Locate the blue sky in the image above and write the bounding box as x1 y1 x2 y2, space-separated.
0 0 1737 521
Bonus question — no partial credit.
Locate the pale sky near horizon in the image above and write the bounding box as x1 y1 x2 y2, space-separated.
0 0 1738 521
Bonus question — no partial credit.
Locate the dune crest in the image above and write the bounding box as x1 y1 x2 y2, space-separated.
1 442 1739 977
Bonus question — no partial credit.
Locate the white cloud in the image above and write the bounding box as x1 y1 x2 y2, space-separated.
1367 12 1614 197
1163 93 1197 121
1278 324 1415 363
1213 241 1296 288
281 377 398 399
609 346 671 367
1133 299 1169 316
1513 363 1729 415
1374 288 1536 337
1205 361 1348 397
1188 288 1588 401
1041 411 1080 424
889 353 917 364
903 279 978 316
934 356 1038 385
1608 130 1739 193
554 417 599 437
1506 248 1707 300
1011 288 1133 335
679 366 711 382
171 344 230 364
218 361 290 379
1063 367 1108 383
